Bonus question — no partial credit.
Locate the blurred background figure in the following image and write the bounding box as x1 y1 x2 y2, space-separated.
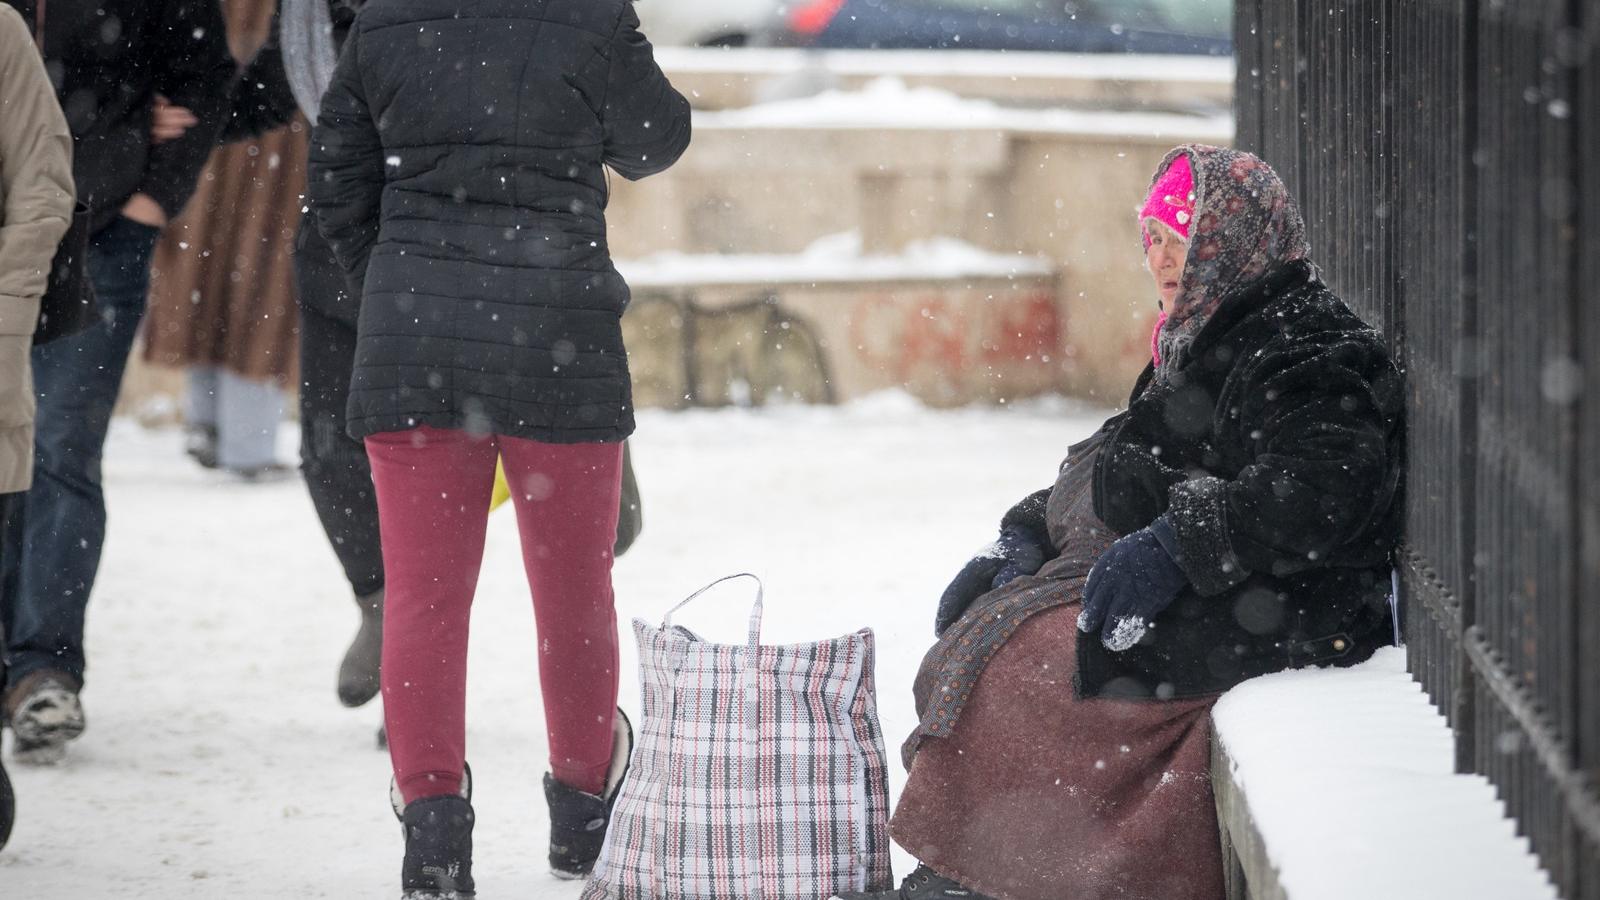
0 0 76 845
145 3 302 482
0 0 233 766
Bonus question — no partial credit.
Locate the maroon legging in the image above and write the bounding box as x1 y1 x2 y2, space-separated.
365 425 623 803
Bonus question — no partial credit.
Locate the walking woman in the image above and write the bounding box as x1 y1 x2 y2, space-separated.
838 144 1404 900
307 2 690 895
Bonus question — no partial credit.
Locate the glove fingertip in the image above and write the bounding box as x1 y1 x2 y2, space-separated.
1075 607 1096 633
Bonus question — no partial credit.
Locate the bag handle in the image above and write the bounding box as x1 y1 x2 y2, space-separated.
32 0 45 51
662 573 764 653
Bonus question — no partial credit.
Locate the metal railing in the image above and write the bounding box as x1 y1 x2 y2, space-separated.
1234 1 1599 897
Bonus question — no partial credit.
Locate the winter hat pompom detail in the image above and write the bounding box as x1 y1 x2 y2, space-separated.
1140 153 1195 247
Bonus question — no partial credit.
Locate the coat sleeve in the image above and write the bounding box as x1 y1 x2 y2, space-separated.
306 18 383 297
0 6 75 337
137 0 237 220
1164 335 1401 597
600 4 691 181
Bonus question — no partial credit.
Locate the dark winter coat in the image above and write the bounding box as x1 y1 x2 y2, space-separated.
2 0 236 233
1082 259 1403 699
224 0 361 144
307 0 691 444
142 0 307 385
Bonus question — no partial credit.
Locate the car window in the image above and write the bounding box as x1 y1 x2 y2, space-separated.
890 0 1233 38
896 0 1059 14
1080 0 1232 37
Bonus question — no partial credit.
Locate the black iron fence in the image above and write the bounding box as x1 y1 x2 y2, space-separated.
1235 1 1599 897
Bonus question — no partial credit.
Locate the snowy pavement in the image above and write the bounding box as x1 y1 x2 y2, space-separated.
0 394 1108 898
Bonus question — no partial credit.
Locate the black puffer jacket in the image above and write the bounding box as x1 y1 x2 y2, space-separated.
1081 260 1404 699
308 0 690 443
3 0 235 233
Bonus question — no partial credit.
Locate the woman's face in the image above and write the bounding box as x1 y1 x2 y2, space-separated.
1144 218 1188 308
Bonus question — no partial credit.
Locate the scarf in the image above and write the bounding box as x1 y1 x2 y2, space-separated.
279 0 340 124
1146 144 1309 377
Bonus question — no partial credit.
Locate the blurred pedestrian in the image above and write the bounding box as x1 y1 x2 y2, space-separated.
308 0 690 894
838 145 1404 900
0 0 233 765
144 0 303 482
0 0 75 843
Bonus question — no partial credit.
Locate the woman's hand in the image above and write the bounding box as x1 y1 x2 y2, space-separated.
935 526 1048 636
1078 517 1189 651
120 193 167 229
150 94 199 144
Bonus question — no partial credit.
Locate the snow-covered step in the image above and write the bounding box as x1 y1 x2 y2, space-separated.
1211 647 1559 900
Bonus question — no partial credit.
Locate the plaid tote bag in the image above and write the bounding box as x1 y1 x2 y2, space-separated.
581 574 894 899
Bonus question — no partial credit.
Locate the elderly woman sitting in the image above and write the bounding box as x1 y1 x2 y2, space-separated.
839 144 1404 900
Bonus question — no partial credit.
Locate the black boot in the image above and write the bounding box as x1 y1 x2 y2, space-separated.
338 588 383 708
833 863 995 900
544 709 633 879
399 795 475 899
0 752 13 851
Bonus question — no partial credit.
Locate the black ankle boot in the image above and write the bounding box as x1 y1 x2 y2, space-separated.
399 795 475 899
833 863 994 900
545 709 633 879
0 753 14 850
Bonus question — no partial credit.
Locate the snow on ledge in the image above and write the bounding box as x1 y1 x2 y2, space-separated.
615 232 1055 290
694 76 1234 140
656 46 1235 85
1211 647 1558 900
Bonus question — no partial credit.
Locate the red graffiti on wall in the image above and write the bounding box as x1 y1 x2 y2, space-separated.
850 291 1062 382
984 292 1062 366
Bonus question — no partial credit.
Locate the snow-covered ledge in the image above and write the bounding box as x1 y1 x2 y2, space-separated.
1210 647 1558 900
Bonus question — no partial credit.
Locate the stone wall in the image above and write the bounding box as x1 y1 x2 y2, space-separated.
120 51 1232 419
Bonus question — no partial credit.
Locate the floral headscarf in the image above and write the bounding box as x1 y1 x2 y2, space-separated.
1145 144 1309 376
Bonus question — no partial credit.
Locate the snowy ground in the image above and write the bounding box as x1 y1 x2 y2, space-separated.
0 393 1109 898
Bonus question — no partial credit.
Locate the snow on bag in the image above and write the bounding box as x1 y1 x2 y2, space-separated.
581 574 894 899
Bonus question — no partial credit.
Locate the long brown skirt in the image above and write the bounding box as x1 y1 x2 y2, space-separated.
890 603 1224 900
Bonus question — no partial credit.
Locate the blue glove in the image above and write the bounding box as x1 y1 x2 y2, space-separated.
1078 516 1189 651
935 526 1048 635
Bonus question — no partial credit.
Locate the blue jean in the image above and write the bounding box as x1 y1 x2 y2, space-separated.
0 217 161 692
185 365 285 471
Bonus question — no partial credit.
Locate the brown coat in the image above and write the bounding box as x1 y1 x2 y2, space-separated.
0 5 75 493
143 0 304 385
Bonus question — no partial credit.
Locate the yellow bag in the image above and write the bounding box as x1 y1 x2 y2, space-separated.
490 458 512 512
488 445 642 558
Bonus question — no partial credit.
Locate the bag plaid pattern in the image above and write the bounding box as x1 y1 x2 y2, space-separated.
582 575 894 899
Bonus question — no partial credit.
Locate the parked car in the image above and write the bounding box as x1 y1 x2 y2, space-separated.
783 0 1233 55
635 0 789 47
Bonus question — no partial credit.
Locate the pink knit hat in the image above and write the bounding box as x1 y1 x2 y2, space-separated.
1139 153 1195 247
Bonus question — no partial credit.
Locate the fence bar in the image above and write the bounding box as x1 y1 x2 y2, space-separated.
1234 1 1598 896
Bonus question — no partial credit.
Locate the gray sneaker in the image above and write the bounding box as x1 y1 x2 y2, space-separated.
5 671 85 766
833 864 994 900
